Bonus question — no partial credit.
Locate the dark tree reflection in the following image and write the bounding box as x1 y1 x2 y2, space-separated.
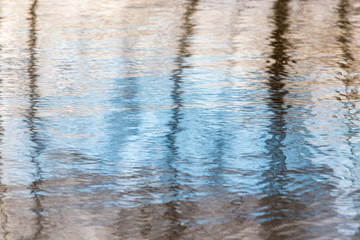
337 0 354 70
259 1 338 239
335 1 360 237
162 0 199 238
336 1 358 156
260 1 292 237
27 1 45 238
336 0 359 125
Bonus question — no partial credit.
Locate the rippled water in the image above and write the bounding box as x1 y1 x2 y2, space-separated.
2 0 360 239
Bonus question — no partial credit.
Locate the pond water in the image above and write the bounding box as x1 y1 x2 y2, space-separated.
1 0 360 239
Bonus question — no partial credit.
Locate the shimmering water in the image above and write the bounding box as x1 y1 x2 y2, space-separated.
1 0 360 239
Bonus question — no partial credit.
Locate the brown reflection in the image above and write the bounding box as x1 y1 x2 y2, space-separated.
336 1 358 155
260 1 292 238
162 0 198 238
259 1 339 239
27 0 45 239
260 0 309 239
335 1 360 237
337 0 354 70
336 0 359 107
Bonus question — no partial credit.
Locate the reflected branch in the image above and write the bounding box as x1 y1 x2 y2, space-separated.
259 1 340 238
337 0 354 70
260 0 292 238
27 0 45 239
163 0 198 238
264 0 291 196
336 1 360 158
335 1 360 235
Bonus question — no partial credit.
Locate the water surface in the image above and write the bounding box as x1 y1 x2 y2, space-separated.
1 0 360 239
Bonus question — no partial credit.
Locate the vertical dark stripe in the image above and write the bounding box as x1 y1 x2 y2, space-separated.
260 1 292 239
163 0 199 238
27 1 45 238
336 1 360 237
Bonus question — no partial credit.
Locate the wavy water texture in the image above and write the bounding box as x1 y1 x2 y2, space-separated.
0 0 360 239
